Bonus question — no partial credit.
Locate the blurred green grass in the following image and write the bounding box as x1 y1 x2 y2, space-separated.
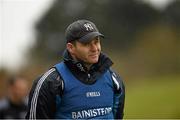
124 76 180 119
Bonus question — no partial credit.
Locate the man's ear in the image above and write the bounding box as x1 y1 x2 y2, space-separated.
66 43 75 54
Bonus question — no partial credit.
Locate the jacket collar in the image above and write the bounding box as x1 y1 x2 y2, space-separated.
63 49 113 74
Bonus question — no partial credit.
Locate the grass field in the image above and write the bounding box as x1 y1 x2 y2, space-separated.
124 76 180 119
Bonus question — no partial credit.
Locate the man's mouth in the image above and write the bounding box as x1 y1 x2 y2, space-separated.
89 54 99 58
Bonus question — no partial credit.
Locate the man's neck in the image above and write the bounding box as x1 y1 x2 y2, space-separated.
71 54 92 71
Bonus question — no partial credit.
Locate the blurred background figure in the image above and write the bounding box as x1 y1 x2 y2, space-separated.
0 76 28 119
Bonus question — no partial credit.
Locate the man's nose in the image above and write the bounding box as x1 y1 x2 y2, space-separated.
90 43 98 51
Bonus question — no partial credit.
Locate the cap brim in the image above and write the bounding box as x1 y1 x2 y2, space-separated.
78 32 104 43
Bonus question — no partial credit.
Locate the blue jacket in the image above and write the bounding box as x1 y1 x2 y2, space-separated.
26 50 125 119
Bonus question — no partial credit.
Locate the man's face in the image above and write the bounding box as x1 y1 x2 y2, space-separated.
9 79 28 102
69 36 101 64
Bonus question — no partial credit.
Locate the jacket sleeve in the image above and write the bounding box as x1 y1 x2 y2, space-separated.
110 69 125 119
26 68 63 119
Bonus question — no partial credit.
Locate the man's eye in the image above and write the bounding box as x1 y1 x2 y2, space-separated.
95 39 100 44
82 42 90 46
96 37 99 40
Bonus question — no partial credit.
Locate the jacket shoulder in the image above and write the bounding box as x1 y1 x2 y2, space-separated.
31 67 64 96
109 68 125 93
26 68 64 119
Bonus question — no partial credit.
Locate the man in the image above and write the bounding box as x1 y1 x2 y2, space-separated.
0 76 28 119
26 19 125 119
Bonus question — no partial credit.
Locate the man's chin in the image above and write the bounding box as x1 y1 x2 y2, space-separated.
89 59 99 64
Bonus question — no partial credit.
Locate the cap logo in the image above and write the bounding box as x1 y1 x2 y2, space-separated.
84 23 94 31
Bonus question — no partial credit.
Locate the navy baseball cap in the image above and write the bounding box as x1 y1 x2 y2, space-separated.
65 20 104 43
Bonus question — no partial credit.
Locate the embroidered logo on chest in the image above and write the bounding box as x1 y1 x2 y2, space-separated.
86 91 101 97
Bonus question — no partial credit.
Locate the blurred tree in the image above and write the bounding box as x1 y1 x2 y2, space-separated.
164 0 180 28
105 0 160 50
163 0 180 73
126 23 180 76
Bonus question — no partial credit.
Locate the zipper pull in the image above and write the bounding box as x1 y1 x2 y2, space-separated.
88 73 91 79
